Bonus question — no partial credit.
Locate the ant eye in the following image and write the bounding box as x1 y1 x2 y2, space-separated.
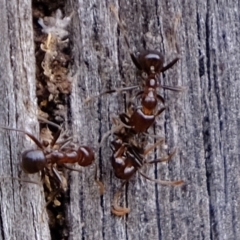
142 72 148 79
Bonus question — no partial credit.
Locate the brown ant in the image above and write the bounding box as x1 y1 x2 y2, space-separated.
85 7 183 105
107 6 184 133
110 135 183 216
109 117 183 216
0 120 94 180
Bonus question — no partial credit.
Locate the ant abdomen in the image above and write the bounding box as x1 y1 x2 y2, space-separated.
77 146 95 166
22 149 46 174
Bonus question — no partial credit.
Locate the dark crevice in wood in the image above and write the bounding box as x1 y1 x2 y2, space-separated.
205 2 215 240
116 24 125 83
0 205 4 240
99 193 105 239
140 3 148 50
202 114 213 240
153 126 162 240
154 0 160 26
78 181 85 240
8 135 15 181
155 183 162 240
32 0 73 239
124 182 129 240
30 202 38 240
97 94 107 238
196 13 205 78
97 99 106 239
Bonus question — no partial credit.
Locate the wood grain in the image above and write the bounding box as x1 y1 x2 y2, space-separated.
0 0 50 239
1 0 240 239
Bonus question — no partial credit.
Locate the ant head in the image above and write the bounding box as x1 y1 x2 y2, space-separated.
137 50 164 75
22 149 46 174
77 146 95 166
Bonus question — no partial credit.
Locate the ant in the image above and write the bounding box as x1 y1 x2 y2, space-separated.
85 7 183 105
109 117 183 216
109 5 184 133
0 119 94 185
108 115 183 216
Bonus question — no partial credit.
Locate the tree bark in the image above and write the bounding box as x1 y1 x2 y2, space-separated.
1 0 240 239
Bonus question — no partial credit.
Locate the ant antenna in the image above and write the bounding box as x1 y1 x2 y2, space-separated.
139 171 184 186
109 4 142 70
0 176 41 185
147 148 177 164
0 127 44 150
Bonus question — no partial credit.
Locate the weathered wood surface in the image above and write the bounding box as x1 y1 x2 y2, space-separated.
0 0 50 239
1 0 240 239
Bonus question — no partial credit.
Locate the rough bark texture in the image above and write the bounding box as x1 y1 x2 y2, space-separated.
1 0 240 239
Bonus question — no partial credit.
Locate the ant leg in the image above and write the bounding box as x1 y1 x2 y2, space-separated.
109 4 142 70
38 116 62 130
119 113 130 125
0 176 41 185
130 52 142 71
147 148 177 164
157 94 165 104
84 85 138 103
0 127 44 150
58 137 73 149
97 120 132 150
111 181 130 216
52 166 62 182
139 171 184 186
38 116 63 147
161 57 179 73
50 129 62 147
161 84 185 92
143 138 165 156
154 107 166 118
62 164 82 172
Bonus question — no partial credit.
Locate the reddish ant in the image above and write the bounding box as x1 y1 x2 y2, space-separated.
109 6 184 133
109 117 183 216
0 119 94 183
110 138 184 216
